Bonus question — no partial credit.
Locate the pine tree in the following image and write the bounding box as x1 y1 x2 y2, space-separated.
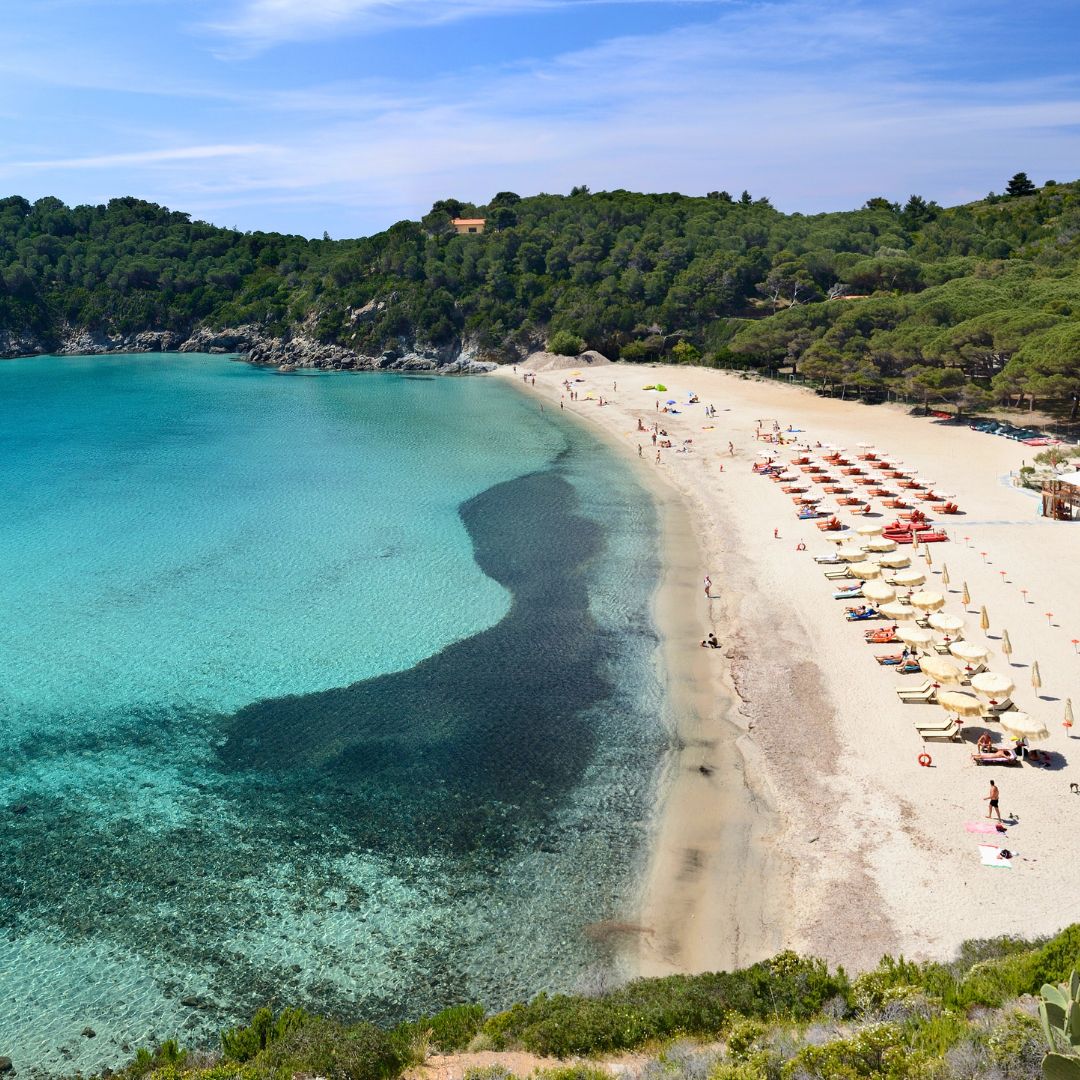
1006 172 1036 197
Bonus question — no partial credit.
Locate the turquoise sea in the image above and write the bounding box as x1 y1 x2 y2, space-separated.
0 354 666 1074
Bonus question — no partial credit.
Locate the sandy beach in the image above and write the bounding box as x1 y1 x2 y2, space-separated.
496 358 1080 976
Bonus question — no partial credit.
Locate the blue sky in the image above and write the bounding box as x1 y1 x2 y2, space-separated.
2 0 1079 237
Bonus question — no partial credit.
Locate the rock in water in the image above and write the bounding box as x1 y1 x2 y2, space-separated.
0 1056 14 1073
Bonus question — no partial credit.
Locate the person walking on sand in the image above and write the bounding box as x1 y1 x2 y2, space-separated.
638 444 643 458
984 780 1002 821
728 441 734 455
704 575 712 598
656 450 661 463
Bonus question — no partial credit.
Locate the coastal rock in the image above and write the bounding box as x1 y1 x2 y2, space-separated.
0 1055 13 1073
0 329 46 359
80 1028 96 1039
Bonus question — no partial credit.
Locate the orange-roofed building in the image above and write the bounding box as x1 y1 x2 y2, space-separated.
451 218 486 235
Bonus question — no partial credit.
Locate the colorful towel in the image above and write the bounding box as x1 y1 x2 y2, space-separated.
965 822 1006 834
979 845 1014 868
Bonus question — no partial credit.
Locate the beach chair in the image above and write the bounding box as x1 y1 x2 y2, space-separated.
823 569 853 580
971 749 1020 766
918 721 963 741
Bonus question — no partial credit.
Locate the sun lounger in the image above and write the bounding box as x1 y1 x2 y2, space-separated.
918 721 962 741
897 680 932 694
971 749 1020 766
823 569 853 580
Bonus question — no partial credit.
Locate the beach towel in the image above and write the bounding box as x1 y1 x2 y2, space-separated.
965 822 1006 834
978 845 1013 868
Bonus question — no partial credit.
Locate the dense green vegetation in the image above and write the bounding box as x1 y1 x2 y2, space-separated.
79 924 1080 1080
4 175 1080 415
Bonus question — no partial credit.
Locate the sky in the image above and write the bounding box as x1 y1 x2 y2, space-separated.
2 0 1079 238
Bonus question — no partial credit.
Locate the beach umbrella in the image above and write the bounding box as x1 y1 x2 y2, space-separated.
941 564 951 588
923 545 933 567
938 690 983 717
999 712 1050 742
837 545 866 561
928 612 964 636
910 590 946 613
920 655 965 685
970 671 1015 700
856 523 884 537
850 561 882 580
862 581 897 604
961 581 971 606
950 641 989 665
864 538 898 553
1001 629 1013 660
880 600 917 621
891 570 926 588
979 605 990 631
1065 698 1074 732
1031 661 1042 692
898 626 933 648
878 553 910 569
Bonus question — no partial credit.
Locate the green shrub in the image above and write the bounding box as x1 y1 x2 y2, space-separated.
781 1023 935 1079
548 330 585 356
256 1017 410 1080
220 1006 312 1062
400 1003 486 1052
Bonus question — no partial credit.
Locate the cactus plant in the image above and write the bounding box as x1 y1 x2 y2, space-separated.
1041 972 1080 1080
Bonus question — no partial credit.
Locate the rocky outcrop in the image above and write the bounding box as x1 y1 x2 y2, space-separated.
0 320 498 374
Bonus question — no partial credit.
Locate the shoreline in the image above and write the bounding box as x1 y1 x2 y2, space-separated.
493 365 793 976
497 359 1080 974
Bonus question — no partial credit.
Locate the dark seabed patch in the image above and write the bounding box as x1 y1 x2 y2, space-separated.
0 460 664 1068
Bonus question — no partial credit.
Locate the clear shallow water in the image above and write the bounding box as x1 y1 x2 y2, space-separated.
0 355 666 1074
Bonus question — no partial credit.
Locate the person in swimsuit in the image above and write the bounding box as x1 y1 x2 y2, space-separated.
984 780 1002 821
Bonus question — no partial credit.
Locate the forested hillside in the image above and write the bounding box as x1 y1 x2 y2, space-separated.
3 176 1080 414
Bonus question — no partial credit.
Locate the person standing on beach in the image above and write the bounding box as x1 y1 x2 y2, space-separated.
985 780 1002 821
656 450 661 463
638 445 643 457
704 575 712 598
728 441 734 455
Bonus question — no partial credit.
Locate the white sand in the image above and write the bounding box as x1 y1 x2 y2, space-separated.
497 361 1080 974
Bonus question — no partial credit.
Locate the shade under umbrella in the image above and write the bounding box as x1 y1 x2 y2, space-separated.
1031 661 1042 691
898 626 933 647
979 605 990 631
1001 629 1013 658
864 538 898 553
850 561 882 580
950 641 989 664
941 564 951 588
862 581 897 604
878 553 910 569
938 690 982 717
999 712 1050 742
961 581 971 606
856 523 884 537
920 655 965 685
910 590 946 613
970 671 1015 700
891 570 926 588
928 612 964 635
879 600 917 621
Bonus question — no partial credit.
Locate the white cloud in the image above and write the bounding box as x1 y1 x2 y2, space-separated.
6 144 275 171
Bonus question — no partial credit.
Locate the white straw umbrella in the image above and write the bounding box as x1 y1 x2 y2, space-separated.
923 544 933 567
1001 629 1013 661
856 523 884 537
928 612 964 636
891 570 926 589
970 672 1015 700
862 580 897 604
864 538 898 553
999 712 1050 742
961 581 971 606
837 545 866 561
980 605 991 631
941 564 951 588
850 561 883 580
898 627 934 650
1065 698 1074 733
880 601 917 621
920 655 965 685
878 553 911 569
950 641 989 665
937 690 982 718
1031 661 1043 693
910 590 946 613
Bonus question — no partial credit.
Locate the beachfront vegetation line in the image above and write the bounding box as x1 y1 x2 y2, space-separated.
75 923 1080 1080
3 179 1080 415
